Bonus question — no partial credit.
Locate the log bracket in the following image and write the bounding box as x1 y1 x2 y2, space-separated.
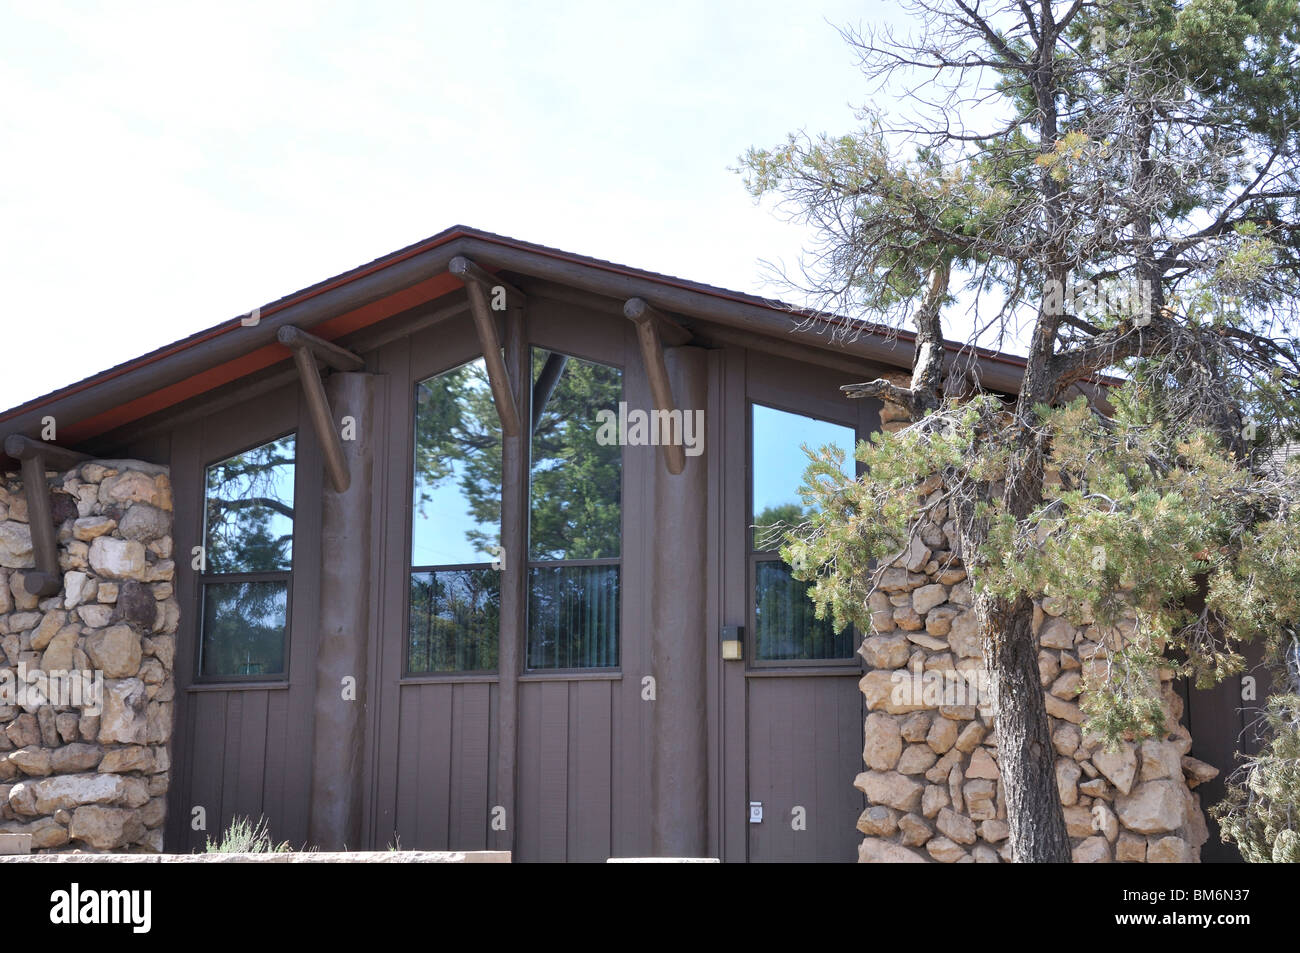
624 298 693 475
277 326 364 493
3 434 90 595
450 256 524 437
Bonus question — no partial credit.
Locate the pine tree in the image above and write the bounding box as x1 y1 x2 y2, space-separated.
741 0 1300 861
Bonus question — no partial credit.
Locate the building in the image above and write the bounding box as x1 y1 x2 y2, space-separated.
0 226 1256 860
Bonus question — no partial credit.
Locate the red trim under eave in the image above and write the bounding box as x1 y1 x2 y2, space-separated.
0 230 472 430
58 270 465 444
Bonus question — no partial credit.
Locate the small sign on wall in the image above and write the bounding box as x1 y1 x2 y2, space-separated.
749 801 763 824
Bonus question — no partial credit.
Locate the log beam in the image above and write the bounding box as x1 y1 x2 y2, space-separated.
624 298 688 475
277 326 360 493
647 346 709 854
450 256 524 438
278 325 366 372
3 434 90 595
624 297 692 347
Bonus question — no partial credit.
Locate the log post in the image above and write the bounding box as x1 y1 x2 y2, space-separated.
647 345 710 855
306 371 376 850
494 304 528 853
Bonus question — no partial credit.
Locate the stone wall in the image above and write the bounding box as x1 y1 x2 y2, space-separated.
854 442 1220 863
0 460 176 852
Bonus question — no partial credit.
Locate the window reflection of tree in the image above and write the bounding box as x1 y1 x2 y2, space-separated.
408 570 500 673
199 435 295 678
409 359 503 673
526 350 622 669
413 359 501 557
528 350 621 561
201 581 287 677
204 436 295 574
405 350 625 672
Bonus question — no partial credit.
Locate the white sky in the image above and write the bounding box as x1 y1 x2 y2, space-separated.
0 0 929 412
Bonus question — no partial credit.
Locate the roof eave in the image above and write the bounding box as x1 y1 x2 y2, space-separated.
0 226 1096 465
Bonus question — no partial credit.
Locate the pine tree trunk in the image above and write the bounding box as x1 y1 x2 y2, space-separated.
955 421 1072 863
976 590 1071 862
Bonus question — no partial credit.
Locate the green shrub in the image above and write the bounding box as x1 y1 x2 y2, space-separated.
203 815 291 854
1213 689 1300 862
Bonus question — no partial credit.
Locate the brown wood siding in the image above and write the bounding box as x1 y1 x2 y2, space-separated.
165 382 319 852
745 674 864 862
369 315 499 850
723 347 882 862
1185 641 1273 863
717 345 750 861
389 681 496 850
514 678 619 861
138 280 903 861
508 300 652 861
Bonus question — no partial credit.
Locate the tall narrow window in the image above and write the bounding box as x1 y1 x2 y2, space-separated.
751 404 856 661
527 349 622 669
199 434 296 678
408 356 502 673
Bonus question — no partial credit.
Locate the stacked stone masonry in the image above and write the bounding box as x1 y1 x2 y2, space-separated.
0 460 175 852
855 428 1219 863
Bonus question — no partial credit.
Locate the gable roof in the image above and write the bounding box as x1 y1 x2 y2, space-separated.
0 224 1042 464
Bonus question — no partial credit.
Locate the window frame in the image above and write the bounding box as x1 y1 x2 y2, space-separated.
523 343 625 674
747 398 861 669
194 429 298 684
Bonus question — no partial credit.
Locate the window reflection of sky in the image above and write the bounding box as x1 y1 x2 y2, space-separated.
413 454 495 566
751 403 856 523
411 358 498 567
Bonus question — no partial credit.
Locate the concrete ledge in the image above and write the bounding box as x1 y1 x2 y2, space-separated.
606 857 720 863
0 834 32 856
0 850 511 863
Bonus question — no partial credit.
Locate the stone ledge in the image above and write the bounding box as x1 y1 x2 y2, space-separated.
0 850 512 863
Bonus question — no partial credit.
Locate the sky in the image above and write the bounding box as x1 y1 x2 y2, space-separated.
0 0 935 413
751 402 856 526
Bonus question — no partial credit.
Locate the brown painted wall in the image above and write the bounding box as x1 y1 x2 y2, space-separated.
163 381 321 851
136 288 891 860
92 278 1259 861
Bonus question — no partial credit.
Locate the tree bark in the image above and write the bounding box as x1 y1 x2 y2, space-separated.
953 468 1072 864
977 590 1071 862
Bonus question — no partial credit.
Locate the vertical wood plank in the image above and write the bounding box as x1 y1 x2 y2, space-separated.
567 680 612 861
394 685 420 846
516 683 541 861
721 346 749 862
263 689 289 843
218 691 243 836
450 682 491 849
421 684 454 848
233 689 269 829
704 348 724 860
188 692 227 851
537 681 569 861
